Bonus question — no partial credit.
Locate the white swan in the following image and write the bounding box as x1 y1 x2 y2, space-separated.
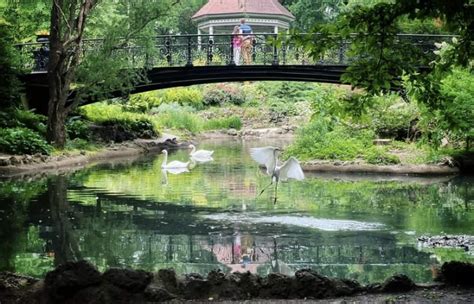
189 144 214 160
161 150 189 169
250 146 304 203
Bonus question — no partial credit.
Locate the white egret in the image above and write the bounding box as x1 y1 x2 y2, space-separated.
161 150 189 169
189 144 214 161
250 146 304 203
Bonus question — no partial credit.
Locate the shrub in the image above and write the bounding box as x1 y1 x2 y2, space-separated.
66 118 91 140
368 94 419 139
203 83 245 106
365 148 400 165
157 87 204 109
123 92 162 113
0 108 47 135
0 127 52 155
155 110 202 134
204 116 242 130
82 103 159 138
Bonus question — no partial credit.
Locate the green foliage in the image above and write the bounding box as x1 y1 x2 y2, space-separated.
203 116 242 131
123 92 162 113
0 127 52 155
0 109 47 135
157 87 204 109
366 94 419 139
406 41 474 149
82 103 159 138
203 84 246 106
66 118 91 140
286 117 400 165
154 109 202 134
0 1 50 42
0 20 21 107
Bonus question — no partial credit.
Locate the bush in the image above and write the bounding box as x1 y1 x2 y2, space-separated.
203 83 245 106
66 118 91 140
204 116 242 130
367 94 419 139
155 110 202 134
365 148 400 165
123 92 162 113
0 127 52 155
286 117 400 164
157 87 204 109
82 103 159 138
0 108 47 135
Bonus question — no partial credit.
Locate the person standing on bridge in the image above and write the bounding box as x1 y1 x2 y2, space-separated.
232 26 242 65
239 19 254 65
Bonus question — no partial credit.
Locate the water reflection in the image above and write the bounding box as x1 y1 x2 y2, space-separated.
0 139 472 283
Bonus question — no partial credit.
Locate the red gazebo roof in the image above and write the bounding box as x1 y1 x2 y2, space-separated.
192 0 295 20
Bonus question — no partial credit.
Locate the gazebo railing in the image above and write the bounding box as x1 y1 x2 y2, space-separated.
16 33 455 72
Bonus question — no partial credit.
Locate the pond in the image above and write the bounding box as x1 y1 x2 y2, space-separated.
0 138 473 283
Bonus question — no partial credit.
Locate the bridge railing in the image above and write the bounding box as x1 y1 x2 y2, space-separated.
16 33 455 72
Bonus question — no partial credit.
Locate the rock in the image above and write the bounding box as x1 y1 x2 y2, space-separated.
44 260 101 301
102 268 153 293
259 273 293 298
333 278 362 296
24 155 33 164
366 282 382 293
182 273 211 299
227 128 238 136
381 274 415 292
157 268 178 293
438 261 474 286
0 158 11 166
9 156 22 165
144 285 177 302
208 269 226 285
292 269 335 298
0 272 38 290
234 271 261 298
80 150 86 155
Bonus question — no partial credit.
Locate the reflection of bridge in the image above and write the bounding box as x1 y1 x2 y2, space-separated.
17 33 453 113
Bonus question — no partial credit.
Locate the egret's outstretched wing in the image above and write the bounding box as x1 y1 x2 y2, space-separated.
250 147 277 175
279 157 304 181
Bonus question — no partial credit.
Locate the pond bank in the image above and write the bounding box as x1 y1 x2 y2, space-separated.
1 261 473 303
0 136 188 178
0 129 464 178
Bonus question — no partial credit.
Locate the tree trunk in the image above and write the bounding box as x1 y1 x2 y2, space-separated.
46 98 67 148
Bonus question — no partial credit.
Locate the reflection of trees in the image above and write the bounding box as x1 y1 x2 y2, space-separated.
0 178 47 273
47 175 82 266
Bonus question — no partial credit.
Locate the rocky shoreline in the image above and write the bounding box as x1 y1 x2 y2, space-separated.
0 137 187 178
0 129 466 178
1 261 473 303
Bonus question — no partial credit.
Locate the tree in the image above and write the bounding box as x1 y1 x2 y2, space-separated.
0 19 21 108
288 0 473 147
45 0 174 148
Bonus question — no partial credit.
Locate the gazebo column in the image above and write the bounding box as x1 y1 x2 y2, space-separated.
197 28 202 50
274 26 279 34
209 25 214 41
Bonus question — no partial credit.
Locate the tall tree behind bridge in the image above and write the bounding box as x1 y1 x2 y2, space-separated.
46 0 174 148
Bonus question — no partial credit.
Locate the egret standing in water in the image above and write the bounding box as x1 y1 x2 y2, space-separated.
250 146 304 204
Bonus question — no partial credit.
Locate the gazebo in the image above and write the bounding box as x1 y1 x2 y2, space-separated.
192 0 295 36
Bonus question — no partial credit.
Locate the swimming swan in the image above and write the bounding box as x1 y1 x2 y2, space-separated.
161 149 189 169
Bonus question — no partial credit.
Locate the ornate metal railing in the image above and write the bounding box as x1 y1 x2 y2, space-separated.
16 33 455 72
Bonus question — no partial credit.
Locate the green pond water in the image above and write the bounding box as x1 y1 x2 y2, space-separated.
0 139 473 283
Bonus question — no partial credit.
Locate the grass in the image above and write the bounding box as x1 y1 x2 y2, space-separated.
82 102 242 136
